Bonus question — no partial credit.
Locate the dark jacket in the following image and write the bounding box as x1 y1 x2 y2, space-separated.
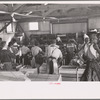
0 49 15 63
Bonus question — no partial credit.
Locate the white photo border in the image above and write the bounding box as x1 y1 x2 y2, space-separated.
0 1 100 99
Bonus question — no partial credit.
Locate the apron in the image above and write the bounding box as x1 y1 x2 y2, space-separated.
48 47 59 74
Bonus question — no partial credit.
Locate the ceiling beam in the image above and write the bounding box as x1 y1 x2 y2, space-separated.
14 4 100 18
13 4 25 12
43 4 90 17
43 4 100 17
18 4 45 13
7 4 13 12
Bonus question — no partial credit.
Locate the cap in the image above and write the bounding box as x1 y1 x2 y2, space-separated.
91 29 97 32
88 31 97 37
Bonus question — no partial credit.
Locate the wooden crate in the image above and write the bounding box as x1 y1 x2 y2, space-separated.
59 65 85 81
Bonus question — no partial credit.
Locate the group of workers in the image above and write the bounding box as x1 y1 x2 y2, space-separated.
0 36 63 75
0 30 100 81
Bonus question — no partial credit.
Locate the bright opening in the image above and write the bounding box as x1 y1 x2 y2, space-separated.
7 23 12 33
29 22 39 30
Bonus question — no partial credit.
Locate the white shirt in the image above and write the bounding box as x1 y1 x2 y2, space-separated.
90 44 99 58
21 45 30 55
84 43 89 55
13 42 19 47
31 46 42 57
46 44 62 59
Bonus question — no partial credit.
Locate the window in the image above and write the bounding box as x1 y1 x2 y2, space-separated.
7 23 12 33
29 22 39 30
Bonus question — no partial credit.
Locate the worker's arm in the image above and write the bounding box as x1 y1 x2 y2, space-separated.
77 43 85 53
8 50 16 59
93 43 100 55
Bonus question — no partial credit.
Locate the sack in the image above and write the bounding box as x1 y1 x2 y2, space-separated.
35 51 44 65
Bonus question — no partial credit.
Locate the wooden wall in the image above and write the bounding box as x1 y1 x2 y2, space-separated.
88 17 100 31
52 22 87 34
19 20 88 38
19 21 51 37
0 17 100 41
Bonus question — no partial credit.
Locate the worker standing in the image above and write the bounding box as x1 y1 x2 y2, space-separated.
81 31 100 81
46 39 63 74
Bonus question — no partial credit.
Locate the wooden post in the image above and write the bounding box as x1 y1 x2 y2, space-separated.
18 23 29 44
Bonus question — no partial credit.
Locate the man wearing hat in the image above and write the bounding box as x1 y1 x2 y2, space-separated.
77 33 90 66
66 39 77 64
83 34 90 54
81 31 100 81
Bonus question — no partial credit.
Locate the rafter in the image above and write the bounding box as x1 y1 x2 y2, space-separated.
7 4 13 12
13 4 25 12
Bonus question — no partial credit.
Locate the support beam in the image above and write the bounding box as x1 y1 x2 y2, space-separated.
7 4 13 12
15 22 18 32
18 23 29 44
13 4 24 12
0 21 11 33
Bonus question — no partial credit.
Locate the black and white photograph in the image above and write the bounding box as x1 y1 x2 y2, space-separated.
1 1 100 99
0 2 100 81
